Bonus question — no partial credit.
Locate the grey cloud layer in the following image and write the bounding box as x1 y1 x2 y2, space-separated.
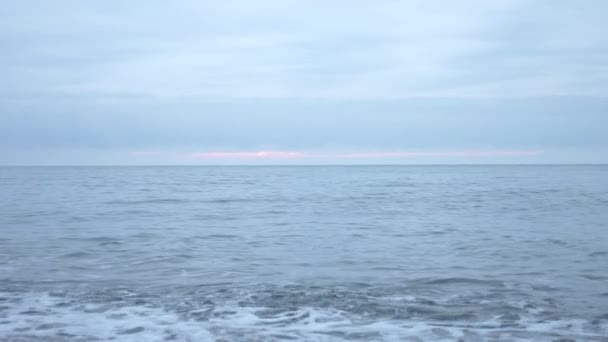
2 98 607 150
2 0 607 99
1 0 607 164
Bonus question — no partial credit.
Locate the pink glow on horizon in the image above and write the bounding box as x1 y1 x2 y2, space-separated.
188 151 305 159
182 150 543 159
338 150 543 158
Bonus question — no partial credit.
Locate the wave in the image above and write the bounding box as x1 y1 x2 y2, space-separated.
104 198 190 205
1 284 607 341
104 198 260 206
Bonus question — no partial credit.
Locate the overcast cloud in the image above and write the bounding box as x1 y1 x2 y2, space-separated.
1 0 607 164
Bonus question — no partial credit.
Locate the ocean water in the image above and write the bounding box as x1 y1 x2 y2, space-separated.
1 165 608 341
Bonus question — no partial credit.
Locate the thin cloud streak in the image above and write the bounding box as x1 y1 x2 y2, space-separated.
180 149 543 160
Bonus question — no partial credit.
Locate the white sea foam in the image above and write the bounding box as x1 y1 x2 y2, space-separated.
0 292 213 342
1 291 607 342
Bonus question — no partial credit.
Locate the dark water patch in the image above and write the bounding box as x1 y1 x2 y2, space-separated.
193 234 239 240
99 240 122 246
67 216 89 222
61 252 91 258
371 266 403 271
117 326 145 334
547 239 568 246
114 209 158 215
18 310 48 316
530 284 561 292
192 213 237 221
588 251 608 257
382 181 415 188
129 256 172 266
595 313 608 321
5 210 69 218
12 327 31 332
105 198 190 205
204 198 258 204
84 236 120 243
419 278 505 287
35 323 68 330
582 274 608 281
264 210 288 215
2 219 34 225
505 272 545 276
430 311 478 321
174 254 194 259
129 232 158 239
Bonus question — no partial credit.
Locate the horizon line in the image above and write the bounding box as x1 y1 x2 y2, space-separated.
2 163 607 167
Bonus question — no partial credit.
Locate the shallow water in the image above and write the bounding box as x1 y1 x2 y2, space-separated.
1 165 608 341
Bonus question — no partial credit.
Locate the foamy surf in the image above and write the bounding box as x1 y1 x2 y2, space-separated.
1 285 606 341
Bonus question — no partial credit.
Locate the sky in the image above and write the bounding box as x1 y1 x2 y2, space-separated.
1 0 607 165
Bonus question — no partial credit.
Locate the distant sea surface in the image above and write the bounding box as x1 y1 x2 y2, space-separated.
1 165 608 341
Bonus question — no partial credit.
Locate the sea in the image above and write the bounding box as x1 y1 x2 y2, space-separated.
1 165 607 341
